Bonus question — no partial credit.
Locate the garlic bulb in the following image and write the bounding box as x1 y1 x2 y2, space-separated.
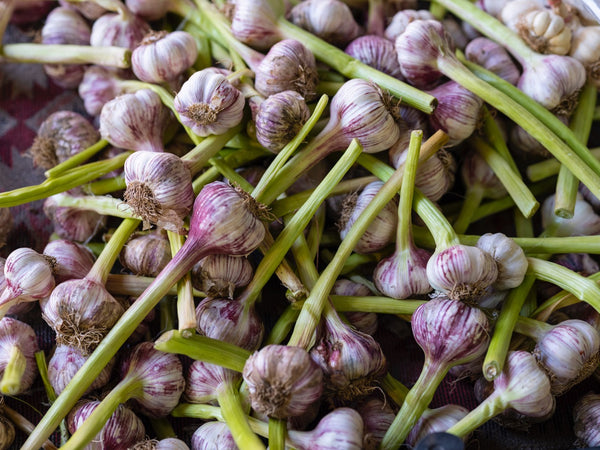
230 0 283 50
476 233 528 290
345 35 404 80
90 10 151 50
288 0 362 47
384 9 435 42
569 26 600 87
254 39 318 100
78 66 128 117
125 0 171 21
100 89 170 152
573 392 600 447
243 344 323 419
30 111 99 170
516 9 572 55
174 69 245 137
373 244 432 300
132 31 197 83
185 360 240 405
0 317 39 395
465 37 521 85
58 0 107 19
43 239 96 284
542 193 600 236
356 397 396 450
405 404 469 446
426 245 499 302
44 194 107 243
500 0 545 30
191 422 237 450
120 232 171 277
123 151 194 233
191 254 253 299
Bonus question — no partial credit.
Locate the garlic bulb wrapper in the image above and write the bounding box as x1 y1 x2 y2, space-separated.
191 254 253 299
43 240 95 284
0 317 39 395
90 10 150 50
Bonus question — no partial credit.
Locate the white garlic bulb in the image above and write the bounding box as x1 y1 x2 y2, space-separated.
477 233 528 290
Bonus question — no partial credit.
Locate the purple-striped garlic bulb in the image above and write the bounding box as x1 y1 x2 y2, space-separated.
120 231 171 277
174 69 245 137
43 239 95 284
125 0 171 21
0 317 38 395
230 0 284 51
48 344 115 395
254 39 318 100
132 438 190 450
426 245 499 302
100 89 170 152
41 6 91 89
357 397 396 449
191 254 253 299
191 422 237 450
40 278 125 355
255 90 311 153
195 297 264 351
405 404 469 446
123 151 194 233
384 9 435 42
185 360 240 405
44 193 107 243
533 319 600 396
243 344 323 419
427 81 484 146
78 66 128 117
288 0 362 47
476 233 528 291
0 248 55 318
30 111 99 170
132 31 197 83
345 35 404 80
573 392 600 447
332 280 378 336
90 9 151 50
67 400 146 450
338 181 398 254
465 37 521 85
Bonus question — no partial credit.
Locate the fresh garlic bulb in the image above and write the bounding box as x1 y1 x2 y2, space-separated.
405 404 469 446
43 239 95 284
500 0 545 30
573 392 600 447
90 10 150 50
384 9 435 41
78 66 127 117
119 232 171 277
516 9 572 55
345 35 404 80
476 233 528 290
174 69 245 137
191 254 253 299
185 360 240 405
465 37 521 85
570 26 600 87
542 193 600 236
191 422 237 449
0 317 39 395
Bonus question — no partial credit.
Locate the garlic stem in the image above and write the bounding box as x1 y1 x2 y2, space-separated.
167 232 196 335
513 316 554 340
453 184 485 235
181 126 243 176
0 44 131 67
35 351 57 403
446 392 507 438
533 272 600 321
62 376 144 450
554 83 597 218
471 136 539 219
269 417 286 450
276 17 436 113
45 139 109 179
155 330 250 372
381 372 410 406
209 157 254 193
83 176 126 195
217 381 266 450
264 306 299 346
528 148 600 182
0 346 26 395
0 151 131 208
482 275 536 380
86 218 140 285
481 106 519 173
527 256 600 313
288 132 446 349
396 130 422 253
236 140 362 307
49 193 135 220
327 296 426 314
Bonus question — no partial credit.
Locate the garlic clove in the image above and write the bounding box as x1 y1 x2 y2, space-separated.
476 233 528 290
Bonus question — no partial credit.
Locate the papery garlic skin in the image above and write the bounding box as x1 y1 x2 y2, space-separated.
125 0 170 21
230 0 283 51
426 245 499 301
345 35 404 80
405 404 469 446
357 397 396 450
542 193 600 236
573 392 600 447
132 31 197 83
570 26 600 87
243 344 323 419
67 401 146 450
48 344 114 395
174 69 245 137
288 0 362 47
78 66 127 117
191 254 253 299
373 245 432 299
185 360 240 405
90 11 151 50
477 233 528 290
120 232 171 277
124 151 194 233
100 90 170 152
384 9 435 42
43 239 96 284
465 37 521 85
254 40 318 100
44 194 107 243
533 319 600 396
0 317 39 395
191 422 237 450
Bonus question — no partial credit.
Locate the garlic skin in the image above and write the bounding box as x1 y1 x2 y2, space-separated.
254 40 318 100
191 422 237 450
516 9 572 55
542 193 600 236
120 232 171 277
100 90 170 152
185 360 240 405
43 239 96 284
426 245 499 302
254 90 311 153
476 233 528 290
191 254 253 299
0 317 39 395
569 26 600 87
384 9 435 42
41 6 91 89
499 0 545 29
58 0 107 20
132 438 190 450
338 181 398 254
174 69 245 137
465 37 521 85
132 31 197 83
125 0 171 21
48 344 114 395
67 400 146 450
30 111 100 170
427 80 484 146
533 319 600 396
0 416 14 450
332 280 378 335
243 344 323 419
356 397 396 450
288 0 362 47
90 10 151 50
78 66 127 117
124 151 194 233
44 194 107 243
373 244 432 299
573 392 600 447
405 404 469 446
345 35 404 80
230 0 283 51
